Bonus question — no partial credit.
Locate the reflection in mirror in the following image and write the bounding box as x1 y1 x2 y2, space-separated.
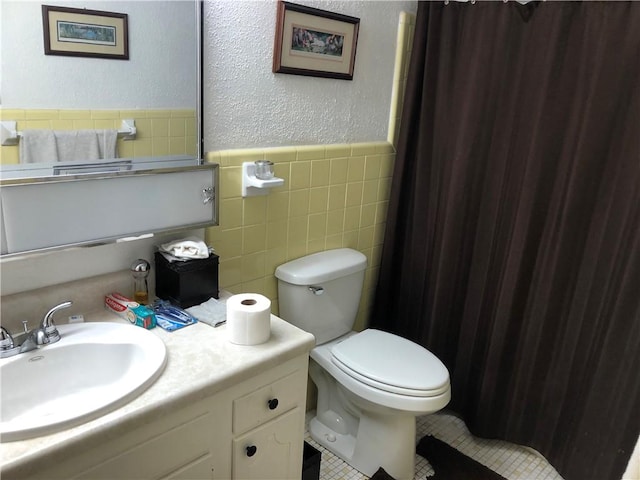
0 0 201 178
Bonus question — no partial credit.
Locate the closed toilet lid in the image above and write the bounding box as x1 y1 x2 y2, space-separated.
331 329 450 397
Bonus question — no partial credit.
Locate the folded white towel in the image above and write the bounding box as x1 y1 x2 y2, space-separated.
160 237 210 259
19 130 57 163
186 297 227 327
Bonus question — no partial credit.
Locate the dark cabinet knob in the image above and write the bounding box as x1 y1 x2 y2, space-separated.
246 445 257 457
268 398 279 410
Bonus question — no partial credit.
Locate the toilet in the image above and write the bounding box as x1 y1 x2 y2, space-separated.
275 248 451 480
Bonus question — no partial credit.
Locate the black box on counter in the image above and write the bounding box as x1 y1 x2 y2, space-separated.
154 251 219 308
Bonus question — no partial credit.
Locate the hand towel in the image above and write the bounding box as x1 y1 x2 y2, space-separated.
186 297 227 327
20 128 119 163
97 129 118 159
54 130 101 161
19 130 58 163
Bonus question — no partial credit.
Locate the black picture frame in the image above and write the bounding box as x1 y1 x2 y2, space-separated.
42 5 129 60
273 1 360 80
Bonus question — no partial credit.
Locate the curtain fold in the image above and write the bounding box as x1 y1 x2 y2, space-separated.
371 3 640 479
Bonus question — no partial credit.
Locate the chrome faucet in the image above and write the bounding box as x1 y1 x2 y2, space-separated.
0 301 72 358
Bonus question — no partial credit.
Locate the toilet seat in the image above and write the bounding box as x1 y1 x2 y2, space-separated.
331 329 450 397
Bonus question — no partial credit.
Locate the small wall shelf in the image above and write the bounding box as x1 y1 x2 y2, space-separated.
242 161 284 197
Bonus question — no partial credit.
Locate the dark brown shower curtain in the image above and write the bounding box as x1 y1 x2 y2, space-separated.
371 2 640 480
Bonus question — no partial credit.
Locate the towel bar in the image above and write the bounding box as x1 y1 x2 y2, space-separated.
0 119 137 146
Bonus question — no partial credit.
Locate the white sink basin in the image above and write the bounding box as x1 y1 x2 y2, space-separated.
0 322 167 442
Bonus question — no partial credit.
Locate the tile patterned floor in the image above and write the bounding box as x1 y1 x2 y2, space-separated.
304 410 564 480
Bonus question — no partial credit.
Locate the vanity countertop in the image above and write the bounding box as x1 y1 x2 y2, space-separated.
0 299 315 476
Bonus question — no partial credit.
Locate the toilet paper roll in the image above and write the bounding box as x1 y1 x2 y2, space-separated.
226 293 271 345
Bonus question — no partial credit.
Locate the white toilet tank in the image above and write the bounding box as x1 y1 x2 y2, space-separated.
275 248 367 345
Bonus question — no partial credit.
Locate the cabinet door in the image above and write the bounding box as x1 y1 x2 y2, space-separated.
73 409 223 480
232 407 304 480
35 397 231 480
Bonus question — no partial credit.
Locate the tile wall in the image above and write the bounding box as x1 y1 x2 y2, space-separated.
204 142 394 331
0 109 197 164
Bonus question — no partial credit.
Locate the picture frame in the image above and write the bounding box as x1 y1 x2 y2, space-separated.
42 5 129 60
273 1 360 80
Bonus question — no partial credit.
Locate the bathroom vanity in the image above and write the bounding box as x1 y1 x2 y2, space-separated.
0 309 315 479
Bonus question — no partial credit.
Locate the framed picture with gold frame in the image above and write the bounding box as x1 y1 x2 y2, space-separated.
42 5 129 60
273 1 359 80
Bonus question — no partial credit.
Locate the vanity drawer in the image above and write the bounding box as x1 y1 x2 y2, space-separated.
233 369 306 435
232 407 304 480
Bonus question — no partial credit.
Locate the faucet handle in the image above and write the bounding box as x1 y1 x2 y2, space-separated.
0 326 14 349
0 326 20 358
45 325 61 343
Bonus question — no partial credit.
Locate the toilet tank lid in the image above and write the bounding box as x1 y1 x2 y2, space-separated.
275 248 367 285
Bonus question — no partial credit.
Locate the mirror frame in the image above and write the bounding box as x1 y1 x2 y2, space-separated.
0 1 210 259
0 0 203 178
0 162 219 259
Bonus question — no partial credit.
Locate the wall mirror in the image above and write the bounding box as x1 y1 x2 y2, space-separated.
0 0 215 259
0 0 202 179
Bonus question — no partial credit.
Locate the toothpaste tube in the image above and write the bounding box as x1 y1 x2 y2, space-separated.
105 292 157 329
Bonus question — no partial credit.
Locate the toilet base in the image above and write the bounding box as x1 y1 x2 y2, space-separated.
309 410 416 480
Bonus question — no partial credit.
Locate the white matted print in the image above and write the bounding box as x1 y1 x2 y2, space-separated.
273 1 359 80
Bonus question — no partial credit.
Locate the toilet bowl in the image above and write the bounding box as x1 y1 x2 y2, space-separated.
275 249 451 479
